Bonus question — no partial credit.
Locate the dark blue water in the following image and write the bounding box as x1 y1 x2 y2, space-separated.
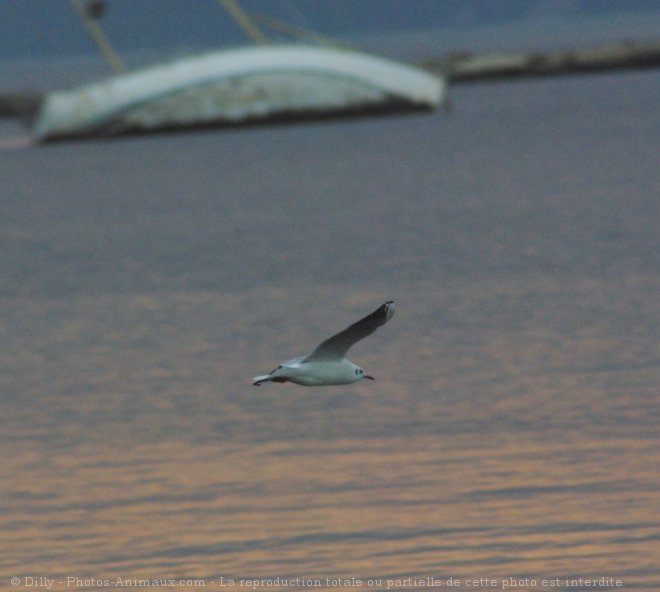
1 64 659 591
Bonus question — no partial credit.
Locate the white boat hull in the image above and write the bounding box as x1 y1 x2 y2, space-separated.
33 45 445 141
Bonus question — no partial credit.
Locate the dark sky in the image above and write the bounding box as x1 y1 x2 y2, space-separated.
1 0 659 61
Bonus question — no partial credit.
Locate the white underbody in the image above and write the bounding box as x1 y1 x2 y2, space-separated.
253 301 394 387
253 357 369 386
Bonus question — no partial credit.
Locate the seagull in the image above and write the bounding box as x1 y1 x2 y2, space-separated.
253 301 395 386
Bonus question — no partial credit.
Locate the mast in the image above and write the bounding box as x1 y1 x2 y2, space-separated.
216 0 268 45
69 0 126 73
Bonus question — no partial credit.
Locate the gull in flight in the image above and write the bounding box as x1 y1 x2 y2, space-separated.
253 301 395 386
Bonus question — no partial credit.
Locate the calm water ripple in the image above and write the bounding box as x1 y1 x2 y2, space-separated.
1 64 659 591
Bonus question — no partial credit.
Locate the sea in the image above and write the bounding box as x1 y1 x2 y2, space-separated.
1 50 659 592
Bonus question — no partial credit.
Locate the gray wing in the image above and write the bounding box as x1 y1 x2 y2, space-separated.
303 301 394 361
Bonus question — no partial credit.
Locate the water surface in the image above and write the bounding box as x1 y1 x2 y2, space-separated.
1 69 659 591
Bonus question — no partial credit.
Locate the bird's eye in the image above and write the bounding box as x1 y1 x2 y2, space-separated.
359 369 363 374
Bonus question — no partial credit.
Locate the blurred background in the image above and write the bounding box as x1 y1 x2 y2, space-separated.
1 0 660 89
1 1 659 591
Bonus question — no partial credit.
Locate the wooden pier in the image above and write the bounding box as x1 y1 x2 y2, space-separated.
1 39 659 121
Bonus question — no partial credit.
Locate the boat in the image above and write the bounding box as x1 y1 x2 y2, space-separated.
32 44 445 141
32 0 445 141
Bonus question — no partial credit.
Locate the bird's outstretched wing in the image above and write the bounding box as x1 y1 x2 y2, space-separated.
303 301 394 362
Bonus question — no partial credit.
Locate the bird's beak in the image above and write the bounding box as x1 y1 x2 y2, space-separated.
364 374 375 380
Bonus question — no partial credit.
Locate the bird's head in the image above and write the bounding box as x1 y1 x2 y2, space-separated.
355 366 374 381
